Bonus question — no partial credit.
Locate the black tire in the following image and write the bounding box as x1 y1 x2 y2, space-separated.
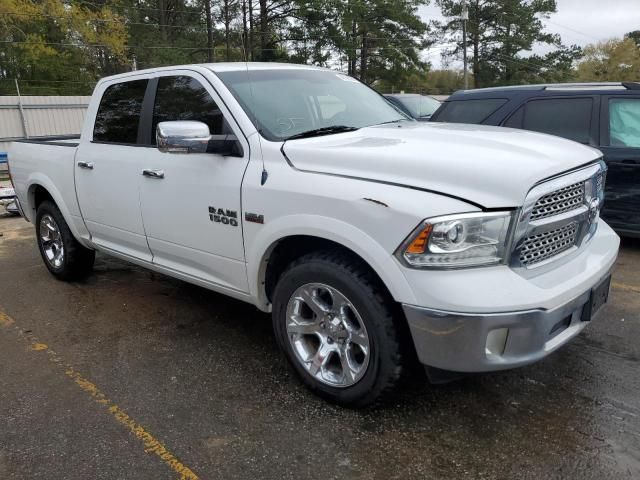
272 250 404 407
36 200 95 281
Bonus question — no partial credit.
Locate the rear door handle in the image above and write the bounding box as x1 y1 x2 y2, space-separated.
142 169 165 179
77 161 94 169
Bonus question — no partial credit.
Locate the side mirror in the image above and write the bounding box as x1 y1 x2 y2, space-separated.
156 120 243 157
157 121 210 154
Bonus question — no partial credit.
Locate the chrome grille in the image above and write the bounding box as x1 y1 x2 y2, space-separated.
595 172 604 195
530 181 585 221
519 222 578 266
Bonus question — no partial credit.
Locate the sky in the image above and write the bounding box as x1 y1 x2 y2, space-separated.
418 0 640 69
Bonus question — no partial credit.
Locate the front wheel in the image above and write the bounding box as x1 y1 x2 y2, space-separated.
272 251 404 407
36 201 95 281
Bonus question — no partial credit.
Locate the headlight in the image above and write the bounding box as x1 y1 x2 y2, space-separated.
397 212 514 269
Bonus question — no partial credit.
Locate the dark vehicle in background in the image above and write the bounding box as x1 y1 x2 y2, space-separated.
430 82 640 237
384 94 441 121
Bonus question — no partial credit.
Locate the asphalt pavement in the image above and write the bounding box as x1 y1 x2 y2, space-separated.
1 212 639 480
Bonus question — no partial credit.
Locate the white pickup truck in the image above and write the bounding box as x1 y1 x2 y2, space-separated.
9 63 620 406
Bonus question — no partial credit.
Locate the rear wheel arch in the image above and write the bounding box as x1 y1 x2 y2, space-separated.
25 181 90 248
29 183 55 213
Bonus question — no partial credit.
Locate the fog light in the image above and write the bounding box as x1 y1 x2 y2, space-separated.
485 328 509 357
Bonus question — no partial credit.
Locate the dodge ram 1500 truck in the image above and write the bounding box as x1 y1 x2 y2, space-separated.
9 63 620 406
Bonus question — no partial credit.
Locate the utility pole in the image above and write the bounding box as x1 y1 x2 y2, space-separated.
15 79 29 139
461 0 469 90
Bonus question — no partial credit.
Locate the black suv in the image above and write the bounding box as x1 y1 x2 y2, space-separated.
430 83 640 237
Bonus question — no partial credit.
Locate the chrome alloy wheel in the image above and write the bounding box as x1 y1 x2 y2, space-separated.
39 214 65 269
285 283 371 387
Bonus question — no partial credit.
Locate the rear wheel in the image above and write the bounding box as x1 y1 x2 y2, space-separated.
36 201 95 280
272 251 404 407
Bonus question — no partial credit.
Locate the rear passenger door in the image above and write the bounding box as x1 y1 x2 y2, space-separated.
137 72 250 293
75 77 153 261
598 96 640 235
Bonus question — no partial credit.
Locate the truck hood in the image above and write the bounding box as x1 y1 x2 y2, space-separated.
282 122 602 208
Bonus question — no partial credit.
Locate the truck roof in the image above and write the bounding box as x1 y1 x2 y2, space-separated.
97 62 328 85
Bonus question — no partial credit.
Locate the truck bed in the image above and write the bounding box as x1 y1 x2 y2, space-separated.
8 135 82 224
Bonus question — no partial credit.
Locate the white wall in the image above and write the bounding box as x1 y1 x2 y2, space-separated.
0 96 90 153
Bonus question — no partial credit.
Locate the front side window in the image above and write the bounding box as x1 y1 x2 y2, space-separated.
152 76 225 144
216 69 407 141
521 97 593 144
432 99 507 124
609 98 640 148
93 79 148 144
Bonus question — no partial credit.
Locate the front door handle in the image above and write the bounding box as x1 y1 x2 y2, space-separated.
142 169 165 179
77 161 94 169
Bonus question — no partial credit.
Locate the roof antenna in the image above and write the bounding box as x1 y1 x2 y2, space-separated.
240 31 268 186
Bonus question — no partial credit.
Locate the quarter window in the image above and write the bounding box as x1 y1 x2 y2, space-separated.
521 98 593 144
93 80 148 144
609 98 640 148
152 76 224 145
433 99 507 123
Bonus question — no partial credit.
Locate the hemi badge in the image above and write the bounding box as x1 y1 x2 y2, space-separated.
245 212 264 224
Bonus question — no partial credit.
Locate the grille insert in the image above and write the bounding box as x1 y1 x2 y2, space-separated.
520 222 578 266
530 182 585 221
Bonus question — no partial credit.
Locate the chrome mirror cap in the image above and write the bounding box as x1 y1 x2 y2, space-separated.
156 120 210 154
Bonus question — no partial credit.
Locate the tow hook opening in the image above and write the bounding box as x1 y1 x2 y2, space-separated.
485 328 509 357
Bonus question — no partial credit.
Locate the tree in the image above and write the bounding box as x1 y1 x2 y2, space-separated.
436 0 581 88
576 38 640 82
294 0 431 85
626 30 640 48
0 0 128 94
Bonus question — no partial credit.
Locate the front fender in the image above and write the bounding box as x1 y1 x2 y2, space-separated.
246 213 417 311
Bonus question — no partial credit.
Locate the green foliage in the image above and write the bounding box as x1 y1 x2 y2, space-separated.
625 30 640 48
375 69 465 94
435 0 582 88
576 38 640 82
0 0 128 94
1 0 616 97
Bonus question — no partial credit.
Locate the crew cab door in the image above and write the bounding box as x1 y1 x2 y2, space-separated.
75 78 153 261
138 72 250 292
599 95 640 235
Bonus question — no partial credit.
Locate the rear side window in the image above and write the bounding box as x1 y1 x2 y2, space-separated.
151 76 224 144
93 80 148 144
609 98 640 147
521 98 593 144
433 99 507 123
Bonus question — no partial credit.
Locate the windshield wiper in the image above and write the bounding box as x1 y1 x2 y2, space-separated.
285 125 359 141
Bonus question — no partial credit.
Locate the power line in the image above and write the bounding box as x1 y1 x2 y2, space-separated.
545 19 601 42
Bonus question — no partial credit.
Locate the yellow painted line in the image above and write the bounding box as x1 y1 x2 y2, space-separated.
612 282 640 294
0 311 14 327
0 309 199 480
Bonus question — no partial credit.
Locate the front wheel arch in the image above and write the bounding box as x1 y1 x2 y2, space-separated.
247 218 418 311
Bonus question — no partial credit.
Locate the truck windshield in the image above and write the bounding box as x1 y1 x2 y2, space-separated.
216 68 409 141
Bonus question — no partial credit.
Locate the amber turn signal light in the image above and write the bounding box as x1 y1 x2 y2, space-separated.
405 224 433 254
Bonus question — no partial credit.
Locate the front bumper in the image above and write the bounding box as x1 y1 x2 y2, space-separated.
403 273 610 372
401 221 619 373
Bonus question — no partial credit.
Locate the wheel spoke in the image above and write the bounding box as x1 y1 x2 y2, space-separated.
287 317 320 336
308 341 333 376
349 329 369 349
339 350 357 383
298 287 331 317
